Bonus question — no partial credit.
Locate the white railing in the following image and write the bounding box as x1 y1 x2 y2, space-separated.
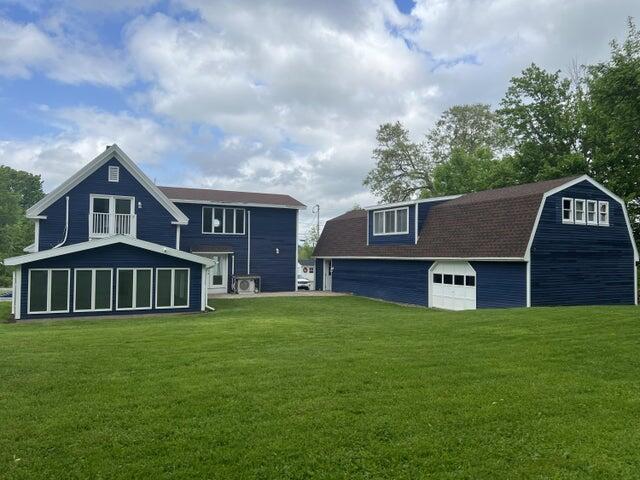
90 212 137 238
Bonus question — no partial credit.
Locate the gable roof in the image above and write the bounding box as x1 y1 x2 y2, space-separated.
26 144 189 225
2 235 215 267
314 176 583 260
159 186 306 209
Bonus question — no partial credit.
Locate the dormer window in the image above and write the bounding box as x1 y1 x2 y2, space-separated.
372 207 409 235
108 166 120 183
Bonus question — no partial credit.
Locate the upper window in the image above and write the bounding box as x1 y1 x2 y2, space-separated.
108 166 120 182
574 199 586 225
586 200 597 225
598 201 609 226
562 198 574 224
202 207 245 235
562 197 609 227
372 207 409 235
28 269 70 314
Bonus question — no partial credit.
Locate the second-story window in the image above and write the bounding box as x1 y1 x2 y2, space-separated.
202 207 245 234
372 207 409 235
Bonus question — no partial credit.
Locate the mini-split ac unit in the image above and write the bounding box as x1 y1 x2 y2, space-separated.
234 275 260 294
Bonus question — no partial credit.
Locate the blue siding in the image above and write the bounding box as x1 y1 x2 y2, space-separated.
471 262 527 308
531 180 636 306
417 199 450 232
332 259 432 306
315 258 324 290
39 157 177 251
368 205 416 245
20 243 203 319
177 203 297 292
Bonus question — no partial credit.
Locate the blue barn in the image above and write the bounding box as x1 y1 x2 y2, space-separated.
314 177 638 309
4 145 305 320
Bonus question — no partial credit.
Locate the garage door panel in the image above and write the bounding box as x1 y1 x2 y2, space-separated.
430 261 476 310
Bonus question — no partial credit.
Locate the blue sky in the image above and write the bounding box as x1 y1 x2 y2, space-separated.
0 0 638 233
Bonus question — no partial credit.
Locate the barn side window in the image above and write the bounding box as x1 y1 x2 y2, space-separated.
598 201 609 226
574 199 586 225
586 200 597 225
562 198 574 224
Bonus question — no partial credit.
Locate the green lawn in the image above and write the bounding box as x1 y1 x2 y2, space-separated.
1 298 639 479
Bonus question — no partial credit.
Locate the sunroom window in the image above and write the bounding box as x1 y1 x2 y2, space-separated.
117 269 152 310
372 207 409 235
156 268 190 308
28 269 69 314
75 269 112 312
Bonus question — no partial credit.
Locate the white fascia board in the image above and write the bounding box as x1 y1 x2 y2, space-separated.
3 236 215 267
26 144 189 225
312 256 525 262
364 195 461 211
524 175 639 262
169 198 306 210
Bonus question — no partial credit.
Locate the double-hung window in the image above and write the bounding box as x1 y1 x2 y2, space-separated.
28 269 70 314
562 198 574 224
75 269 112 312
202 207 245 234
372 207 409 235
574 199 586 225
116 268 152 310
598 201 609 226
156 268 190 309
586 200 598 225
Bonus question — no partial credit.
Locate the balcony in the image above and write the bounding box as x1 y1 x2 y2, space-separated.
90 212 137 238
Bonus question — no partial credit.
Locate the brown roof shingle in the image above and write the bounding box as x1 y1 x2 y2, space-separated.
313 176 580 259
159 186 305 208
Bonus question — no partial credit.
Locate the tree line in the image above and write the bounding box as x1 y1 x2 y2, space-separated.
364 19 640 243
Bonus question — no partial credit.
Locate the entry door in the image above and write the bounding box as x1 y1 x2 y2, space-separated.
430 261 476 310
323 259 333 291
207 255 228 293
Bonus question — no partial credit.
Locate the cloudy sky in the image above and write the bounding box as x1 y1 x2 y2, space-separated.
1 0 638 235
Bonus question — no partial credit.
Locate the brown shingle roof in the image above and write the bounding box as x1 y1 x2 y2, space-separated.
159 186 305 208
313 176 580 259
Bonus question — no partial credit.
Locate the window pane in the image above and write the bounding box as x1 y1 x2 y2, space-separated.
235 209 245 234
575 200 585 222
373 212 384 234
92 197 110 213
29 270 48 312
443 274 453 285
454 275 464 286
173 269 189 307
75 270 93 310
202 207 213 233
50 270 69 311
396 209 408 232
465 276 476 287
384 210 395 233
213 208 224 233
136 270 151 309
115 198 131 214
157 270 172 307
224 208 235 233
95 270 112 310
433 273 442 284
118 270 134 309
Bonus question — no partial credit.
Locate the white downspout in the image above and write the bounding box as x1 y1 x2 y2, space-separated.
247 210 251 274
53 196 70 249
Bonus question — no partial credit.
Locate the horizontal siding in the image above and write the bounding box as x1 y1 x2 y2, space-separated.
20 243 203 319
39 157 177 250
315 258 324 290
531 180 635 306
471 262 527 308
332 259 432 306
368 206 416 245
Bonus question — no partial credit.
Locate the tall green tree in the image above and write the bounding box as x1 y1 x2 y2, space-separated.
298 225 320 261
583 18 640 240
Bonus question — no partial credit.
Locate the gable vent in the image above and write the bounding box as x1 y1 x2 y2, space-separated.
108 166 120 183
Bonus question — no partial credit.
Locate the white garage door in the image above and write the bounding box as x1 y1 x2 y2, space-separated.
430 261 476 310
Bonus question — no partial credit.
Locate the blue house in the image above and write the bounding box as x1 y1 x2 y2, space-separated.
4 145 305 320
314 176 638 309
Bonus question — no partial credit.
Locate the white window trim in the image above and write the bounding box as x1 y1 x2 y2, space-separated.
27 268 70 315
574 199 586 225
155 268 190 309
73 268 113 313
90 194 136 215
108 165 120 182
561 197 574 224
372 206 410 236
201 206 246 235
586 200 598 225
116 268 153 311
598 200 610 226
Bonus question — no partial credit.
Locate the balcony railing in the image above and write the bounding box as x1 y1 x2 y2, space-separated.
90 212 137 238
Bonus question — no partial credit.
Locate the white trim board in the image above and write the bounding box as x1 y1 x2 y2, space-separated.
26 144 189 225
364 195 461 211
3 235 215 267
169 198 306 210
313 256 525 261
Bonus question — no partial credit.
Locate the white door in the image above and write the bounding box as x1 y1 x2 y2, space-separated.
323 259 333 291
430 261 476 310
206 255 228 294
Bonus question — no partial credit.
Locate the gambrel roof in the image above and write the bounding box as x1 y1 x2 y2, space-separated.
314 175 639 261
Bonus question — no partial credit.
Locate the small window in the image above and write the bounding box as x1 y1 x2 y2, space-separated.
465 276 476 287
587 200 597 225
372 207 409 235
108 166 120 182
202 207 245 234
454 275 464 286
117 268 152 310
574 199 586 224
373 211 384 234
433 273 443 284
28 269 69 314
443 274 453 285
598 201 609 226
562 198 574 224
156 268 190 309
